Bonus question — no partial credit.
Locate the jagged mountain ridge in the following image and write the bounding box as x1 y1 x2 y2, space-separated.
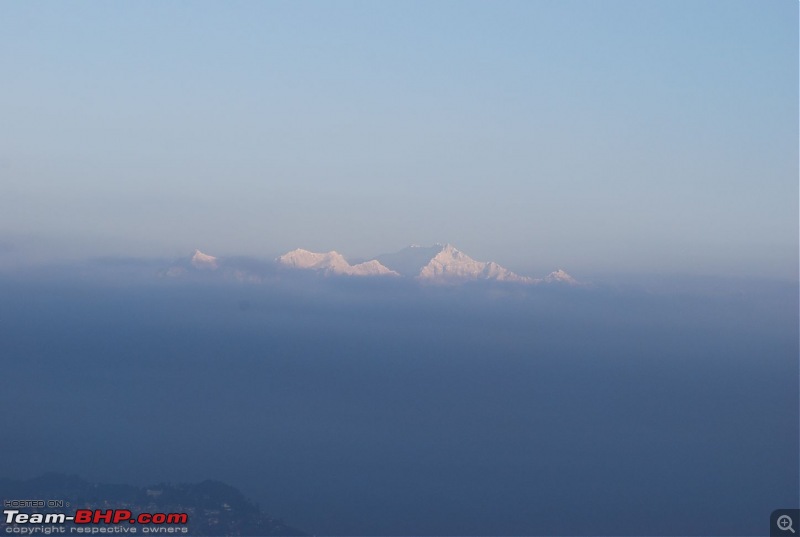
278 249 398 276
373 243 533 284
276 243 575 285
164 244 577 285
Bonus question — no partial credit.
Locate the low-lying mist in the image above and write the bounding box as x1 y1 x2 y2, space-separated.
1 271 797 535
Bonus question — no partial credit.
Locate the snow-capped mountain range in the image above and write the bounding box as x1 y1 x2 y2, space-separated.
278 249 399 277
165 244 577 286
277 243 576 285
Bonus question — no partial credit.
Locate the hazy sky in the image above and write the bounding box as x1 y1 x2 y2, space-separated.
1 1 797 279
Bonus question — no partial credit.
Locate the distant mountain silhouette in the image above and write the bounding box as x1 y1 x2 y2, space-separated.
0 473 305 536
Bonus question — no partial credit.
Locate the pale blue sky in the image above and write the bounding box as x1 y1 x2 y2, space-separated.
1 1 797 279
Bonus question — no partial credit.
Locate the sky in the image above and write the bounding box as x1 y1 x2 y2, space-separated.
1 0 797 279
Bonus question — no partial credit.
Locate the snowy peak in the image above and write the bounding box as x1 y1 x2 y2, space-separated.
162 249 219 277
277 249 350 273
349 259 399 276
162 250 272 283
481 261 533 283
416 244 533 284
191 249 218 270
277 248 398 277
418 244 485 282
543 269 578 285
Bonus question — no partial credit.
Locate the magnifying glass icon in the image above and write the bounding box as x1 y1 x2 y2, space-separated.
778 515 796 533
